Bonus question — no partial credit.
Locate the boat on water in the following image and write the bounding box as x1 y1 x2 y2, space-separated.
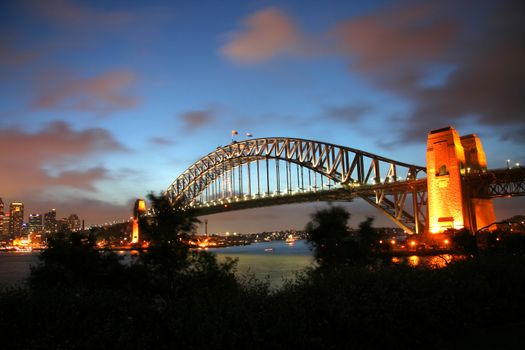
264 247 274 252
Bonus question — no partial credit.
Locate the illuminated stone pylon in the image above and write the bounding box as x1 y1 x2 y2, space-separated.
131 199 147 244
460 134 496 231
426 126 495 234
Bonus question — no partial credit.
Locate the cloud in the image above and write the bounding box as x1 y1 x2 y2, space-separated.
149 137 174 146
221 7 301 64
333 4 458 73
16 196 135 226
330 0 525 143
32 70 140 114
222 2 524 144
0 40 37 65
325 104 372 123
24 0 133 27
0 121 125 198
50 167 111 191
180 109 215 130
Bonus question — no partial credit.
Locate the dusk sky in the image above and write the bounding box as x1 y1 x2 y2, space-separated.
1 0 523 233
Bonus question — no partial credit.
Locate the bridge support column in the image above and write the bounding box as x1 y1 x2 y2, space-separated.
460 134 496 231
426 127 495 234
131 199 147 244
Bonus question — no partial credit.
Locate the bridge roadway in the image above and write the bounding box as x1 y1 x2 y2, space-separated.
192 168 524 227
463 167 525 198
192 178 428 216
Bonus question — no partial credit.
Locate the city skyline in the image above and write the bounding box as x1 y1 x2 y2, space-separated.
1 0 524 232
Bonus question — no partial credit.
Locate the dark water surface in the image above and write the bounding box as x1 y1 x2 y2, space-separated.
213 240 315 287
0 241 314 288
0 242 460 289
0 252 39 287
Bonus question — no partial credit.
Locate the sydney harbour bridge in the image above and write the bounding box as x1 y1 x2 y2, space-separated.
160 127 524 237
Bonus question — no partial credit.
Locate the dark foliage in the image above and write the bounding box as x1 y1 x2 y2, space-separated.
139 191 200 246
3 254 525 349
306 205 354 268
306 205 391 269
451 228 479 256
2 199 525 348
29 232 131 291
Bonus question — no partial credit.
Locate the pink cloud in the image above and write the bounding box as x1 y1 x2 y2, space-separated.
221 7 301 64
0 40 37 65
180 109 215 130
221 2 524 145
16 196 134 226
50 167 111 191
326 1 525 144
149 137 174 146
332 4 458 72
27 0 133 27
32 70 140 113
0 121 125 198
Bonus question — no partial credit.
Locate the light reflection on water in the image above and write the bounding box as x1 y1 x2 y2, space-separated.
1 242 464 289
212 240 315 289
394 254 461 268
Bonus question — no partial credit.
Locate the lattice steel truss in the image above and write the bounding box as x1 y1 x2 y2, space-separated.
464 168 525 198
166 138 428 233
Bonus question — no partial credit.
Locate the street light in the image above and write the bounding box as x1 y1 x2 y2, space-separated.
516 163 520 168
507 159 511 169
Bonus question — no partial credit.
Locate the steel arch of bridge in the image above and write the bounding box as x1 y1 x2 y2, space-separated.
167 137 428 234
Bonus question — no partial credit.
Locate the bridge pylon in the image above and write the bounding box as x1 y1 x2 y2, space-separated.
426 126 495 234
131 199 147 244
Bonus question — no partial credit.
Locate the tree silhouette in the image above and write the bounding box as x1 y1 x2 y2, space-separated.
138 192 237 291
357 217 391 265
29 232 127 290
306 205 356 268
140 192 200 246
306 206 390 269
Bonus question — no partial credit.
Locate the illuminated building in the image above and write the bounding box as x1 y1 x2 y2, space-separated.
426 127 495 234
1 213 10 239
44 209 57 234
56 218 70 233
0 198 4 238
0 214 6 241
9 202 24 238
67 214 81 232
28 213 43 233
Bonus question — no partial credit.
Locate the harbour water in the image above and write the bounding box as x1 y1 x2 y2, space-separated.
213 240 315 288
0 241 461 289
0 252 39 287
0 240 315 288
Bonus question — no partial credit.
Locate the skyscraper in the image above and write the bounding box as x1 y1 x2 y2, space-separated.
9 202 24 238
44 209 57 234
28 213 43 233
0 198 4 240
67 214 81 232
1 213 9 240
